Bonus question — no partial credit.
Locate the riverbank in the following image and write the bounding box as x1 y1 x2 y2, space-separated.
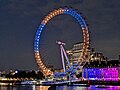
0 79 120 86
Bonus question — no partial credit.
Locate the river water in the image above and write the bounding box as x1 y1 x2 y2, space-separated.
0 85 120 90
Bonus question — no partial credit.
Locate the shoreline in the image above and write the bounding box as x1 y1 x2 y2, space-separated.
0 80 120 86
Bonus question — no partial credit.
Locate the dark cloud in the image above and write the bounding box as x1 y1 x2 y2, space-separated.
61 0 84 5
0 0 120 70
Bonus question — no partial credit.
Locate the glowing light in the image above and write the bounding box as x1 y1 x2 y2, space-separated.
84 67 119 81
34 7 89 76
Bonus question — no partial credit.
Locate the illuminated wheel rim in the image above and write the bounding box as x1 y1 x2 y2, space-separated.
34 8 90 76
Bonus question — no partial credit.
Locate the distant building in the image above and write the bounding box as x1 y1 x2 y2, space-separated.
54 69 64 73
83 60 120 81
1 71 6 77
90 48 106 62
66 42 106 66
66 42 90 67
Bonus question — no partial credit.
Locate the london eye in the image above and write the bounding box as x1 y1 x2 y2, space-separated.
34 7 90 76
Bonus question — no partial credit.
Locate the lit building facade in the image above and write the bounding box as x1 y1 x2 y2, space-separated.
90 52 105 61
66 43 106 67
66 42 90 66
83 60 120 81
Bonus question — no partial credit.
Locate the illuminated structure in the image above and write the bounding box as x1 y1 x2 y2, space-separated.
34 7 90 76
56 41 70 72
83 60 120 81
67 43 83 66
66 42 90 66
90 48 106 62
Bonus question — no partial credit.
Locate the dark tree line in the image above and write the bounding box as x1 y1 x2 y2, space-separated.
6 70 45 80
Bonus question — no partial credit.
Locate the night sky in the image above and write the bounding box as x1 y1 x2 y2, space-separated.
0 0 120 71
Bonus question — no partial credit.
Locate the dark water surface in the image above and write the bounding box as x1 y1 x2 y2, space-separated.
0 85 120 90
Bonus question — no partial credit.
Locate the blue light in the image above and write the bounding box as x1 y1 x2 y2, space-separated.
37 36 40 38
34 8 89 75
36 42 38 44
74 15 79 19
63 9 87 30
36 38 39 41
38 27 43 30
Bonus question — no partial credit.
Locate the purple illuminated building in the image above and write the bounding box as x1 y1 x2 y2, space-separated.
83 60 120 81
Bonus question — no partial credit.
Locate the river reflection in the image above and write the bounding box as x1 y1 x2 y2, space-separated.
35 86 50 90
0 85 120 90
90 85 120 90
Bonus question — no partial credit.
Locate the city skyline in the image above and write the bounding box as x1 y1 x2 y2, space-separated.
0 0 120 71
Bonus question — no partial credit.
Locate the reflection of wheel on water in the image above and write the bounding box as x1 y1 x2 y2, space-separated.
34 7 90 76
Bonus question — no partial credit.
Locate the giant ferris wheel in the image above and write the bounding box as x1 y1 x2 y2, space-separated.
34 7 90 76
